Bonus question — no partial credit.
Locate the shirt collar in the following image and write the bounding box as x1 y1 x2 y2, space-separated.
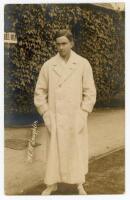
56 50 77 65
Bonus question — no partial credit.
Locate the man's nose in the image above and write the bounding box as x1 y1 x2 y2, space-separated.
59 45 63 50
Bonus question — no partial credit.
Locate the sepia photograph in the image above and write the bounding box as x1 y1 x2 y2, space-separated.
4 1 125 196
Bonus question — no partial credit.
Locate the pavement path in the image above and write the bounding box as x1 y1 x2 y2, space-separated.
4 108 125 195
23 149 125 195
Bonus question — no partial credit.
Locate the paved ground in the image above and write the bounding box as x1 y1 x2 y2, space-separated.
4 108 125 195
23 148 125 195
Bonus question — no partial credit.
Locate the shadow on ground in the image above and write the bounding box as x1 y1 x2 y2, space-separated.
21 149 125 195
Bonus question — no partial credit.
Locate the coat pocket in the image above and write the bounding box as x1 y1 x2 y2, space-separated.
43 110 51 133
76 110 88 134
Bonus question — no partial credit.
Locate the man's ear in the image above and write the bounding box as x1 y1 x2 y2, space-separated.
71 41 74 48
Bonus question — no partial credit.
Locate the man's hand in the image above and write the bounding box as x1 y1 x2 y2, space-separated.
43 110 51 133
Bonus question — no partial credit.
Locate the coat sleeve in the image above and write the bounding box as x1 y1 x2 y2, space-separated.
34 64 49 116
81 59 96 113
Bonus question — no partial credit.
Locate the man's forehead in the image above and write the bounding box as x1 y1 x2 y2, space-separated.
56 41 68 44
56 36 70 43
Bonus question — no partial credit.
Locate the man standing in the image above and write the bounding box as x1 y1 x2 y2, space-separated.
34 29 96 195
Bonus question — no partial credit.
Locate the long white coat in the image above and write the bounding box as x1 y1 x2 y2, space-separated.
34 50 96 185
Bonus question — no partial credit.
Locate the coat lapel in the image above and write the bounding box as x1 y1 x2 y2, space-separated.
57 63 77 86
52 64 63 77
52 51 78 87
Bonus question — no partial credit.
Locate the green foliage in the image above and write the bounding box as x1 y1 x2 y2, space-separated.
4 4 125 114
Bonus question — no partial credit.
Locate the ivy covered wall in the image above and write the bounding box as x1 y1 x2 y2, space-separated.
4 4 125 114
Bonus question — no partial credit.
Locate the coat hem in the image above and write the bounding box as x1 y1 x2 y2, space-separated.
44 173 87 185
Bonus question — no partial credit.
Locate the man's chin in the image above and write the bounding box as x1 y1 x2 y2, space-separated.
59 53 66 57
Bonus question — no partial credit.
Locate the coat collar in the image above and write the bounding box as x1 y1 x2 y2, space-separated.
52 50 78 76
52 50 79 87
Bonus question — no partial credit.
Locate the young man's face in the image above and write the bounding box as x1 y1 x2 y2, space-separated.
56 36 73 58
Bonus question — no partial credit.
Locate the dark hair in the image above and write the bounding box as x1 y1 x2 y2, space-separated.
55 29 74 42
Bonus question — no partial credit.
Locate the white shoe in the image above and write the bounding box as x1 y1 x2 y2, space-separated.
41 184 58 195
77 184 87 195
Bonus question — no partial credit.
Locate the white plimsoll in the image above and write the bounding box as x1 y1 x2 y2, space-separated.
77 184 87 195
41 183 58 195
